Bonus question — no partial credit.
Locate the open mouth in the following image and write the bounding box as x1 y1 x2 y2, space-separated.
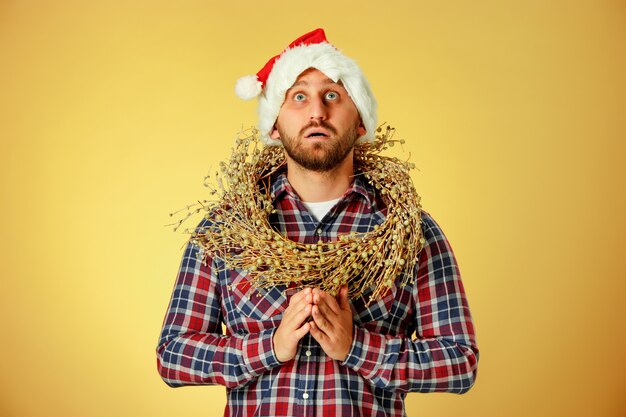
306 132 329 138
304 127 331 138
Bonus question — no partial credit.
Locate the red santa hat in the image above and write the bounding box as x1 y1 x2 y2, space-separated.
235 28 378 146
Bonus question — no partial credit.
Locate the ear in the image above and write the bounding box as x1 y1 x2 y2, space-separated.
357 120 366 137
270 125 280 140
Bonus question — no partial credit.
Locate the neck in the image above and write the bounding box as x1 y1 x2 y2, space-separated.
285 151 354 202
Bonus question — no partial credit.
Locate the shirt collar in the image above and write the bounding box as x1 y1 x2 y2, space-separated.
269 171 375 207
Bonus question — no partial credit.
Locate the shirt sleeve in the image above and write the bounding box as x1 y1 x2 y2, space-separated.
341 212 479 394
156 220 282 389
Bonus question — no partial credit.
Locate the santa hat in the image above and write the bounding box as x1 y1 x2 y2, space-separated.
235 28 378 146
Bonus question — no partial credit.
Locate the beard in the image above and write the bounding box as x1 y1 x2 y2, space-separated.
277 120 361 173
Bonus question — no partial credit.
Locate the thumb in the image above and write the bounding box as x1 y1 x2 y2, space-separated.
338 285 350 310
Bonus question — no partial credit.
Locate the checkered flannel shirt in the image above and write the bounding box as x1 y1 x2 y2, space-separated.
157 172 479 416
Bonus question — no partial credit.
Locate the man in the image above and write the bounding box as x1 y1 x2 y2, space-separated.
157 28 478 416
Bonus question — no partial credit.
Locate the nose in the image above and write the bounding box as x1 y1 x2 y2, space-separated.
309 96 327 121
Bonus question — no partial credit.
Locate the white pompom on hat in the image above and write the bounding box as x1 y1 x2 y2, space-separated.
234 28 378 146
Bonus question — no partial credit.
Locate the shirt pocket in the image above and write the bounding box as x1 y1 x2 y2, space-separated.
229 269 289 323
350 281 398 325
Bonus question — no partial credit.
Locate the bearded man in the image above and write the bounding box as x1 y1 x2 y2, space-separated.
156 28 479 416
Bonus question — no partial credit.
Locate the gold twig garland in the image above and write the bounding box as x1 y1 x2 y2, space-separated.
170 125 424 304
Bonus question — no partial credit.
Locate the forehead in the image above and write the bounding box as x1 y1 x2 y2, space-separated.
288 68 344 89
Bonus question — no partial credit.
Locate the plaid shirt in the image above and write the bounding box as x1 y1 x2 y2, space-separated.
157 173 479 416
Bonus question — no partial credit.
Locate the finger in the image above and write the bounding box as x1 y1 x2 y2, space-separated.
291 292 313 311
309 320 328 344
314 299 336 323
314 291 341 316
312 305 332 333
283 302 312 329
284 291 313 320
289 287 312 306
337 285 350 310
292 321 311 340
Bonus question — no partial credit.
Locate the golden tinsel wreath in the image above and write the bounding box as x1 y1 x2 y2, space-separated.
171 125 425 304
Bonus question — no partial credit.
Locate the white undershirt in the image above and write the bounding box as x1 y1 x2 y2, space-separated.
301 197 342 222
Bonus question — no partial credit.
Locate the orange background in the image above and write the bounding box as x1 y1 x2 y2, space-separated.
1 1 625 416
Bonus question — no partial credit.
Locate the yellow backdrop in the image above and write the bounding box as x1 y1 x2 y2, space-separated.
1 1 624 416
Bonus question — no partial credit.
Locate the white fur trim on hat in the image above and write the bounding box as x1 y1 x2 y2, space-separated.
257 43 377 146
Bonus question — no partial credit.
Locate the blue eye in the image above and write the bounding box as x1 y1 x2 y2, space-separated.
294 93 306 101
325 91 338 100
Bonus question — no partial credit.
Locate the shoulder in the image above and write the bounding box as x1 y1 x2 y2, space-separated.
420 210 442 239
419 210 456 251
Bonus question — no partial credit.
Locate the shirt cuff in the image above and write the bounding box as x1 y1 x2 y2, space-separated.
341 325 385 378
242 328 282 375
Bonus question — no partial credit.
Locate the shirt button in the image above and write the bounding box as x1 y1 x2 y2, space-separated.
302 393 309 399
315 229 322 235
305 350 312 357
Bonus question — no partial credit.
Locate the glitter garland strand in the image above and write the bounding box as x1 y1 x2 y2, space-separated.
171 125 424 304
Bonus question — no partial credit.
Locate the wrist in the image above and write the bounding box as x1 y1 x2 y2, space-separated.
272 329 291 363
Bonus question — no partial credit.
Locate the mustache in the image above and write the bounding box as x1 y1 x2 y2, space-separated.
299 121 337 136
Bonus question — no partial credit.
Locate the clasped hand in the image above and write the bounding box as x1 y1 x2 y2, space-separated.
273 285 353 363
